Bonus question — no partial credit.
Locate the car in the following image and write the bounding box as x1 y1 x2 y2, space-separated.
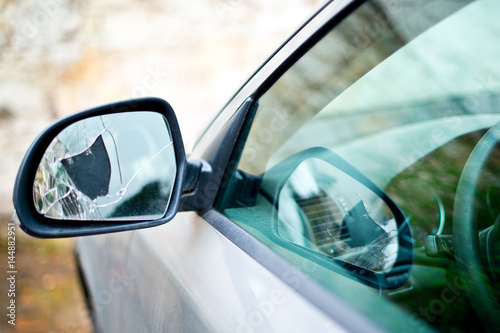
12 0 500 331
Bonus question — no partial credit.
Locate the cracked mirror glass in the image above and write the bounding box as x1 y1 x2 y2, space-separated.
33 111 176 221
277 158 399 273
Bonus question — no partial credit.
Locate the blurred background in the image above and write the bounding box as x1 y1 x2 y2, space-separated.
0 0 323 332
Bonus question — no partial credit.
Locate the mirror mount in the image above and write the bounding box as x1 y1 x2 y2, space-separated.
182 160 203 194
13 98 187 238
178 159 214 212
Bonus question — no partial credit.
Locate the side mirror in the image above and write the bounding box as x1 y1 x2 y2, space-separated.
13 98 187 238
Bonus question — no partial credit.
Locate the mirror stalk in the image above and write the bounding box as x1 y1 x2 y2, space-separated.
182 161 202 193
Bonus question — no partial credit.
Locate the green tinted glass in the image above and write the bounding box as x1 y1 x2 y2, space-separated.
219 0 500 331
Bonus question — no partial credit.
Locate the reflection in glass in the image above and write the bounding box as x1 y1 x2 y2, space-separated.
277 158 399 273
33 111 176 221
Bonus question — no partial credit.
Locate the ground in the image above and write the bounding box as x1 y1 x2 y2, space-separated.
0 215 92 333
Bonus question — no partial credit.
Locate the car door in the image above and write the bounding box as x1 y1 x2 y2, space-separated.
77 0 500 332
212 0 500 332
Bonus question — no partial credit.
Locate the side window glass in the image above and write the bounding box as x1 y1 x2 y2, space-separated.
219 0 500 331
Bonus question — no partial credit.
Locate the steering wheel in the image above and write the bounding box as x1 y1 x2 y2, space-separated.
453 123 500 330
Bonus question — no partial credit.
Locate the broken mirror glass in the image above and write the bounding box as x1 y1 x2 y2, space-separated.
33 111 176 221
273 156 411 285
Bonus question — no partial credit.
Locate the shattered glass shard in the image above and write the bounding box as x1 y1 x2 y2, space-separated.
61 135 111 200
340 200 387 248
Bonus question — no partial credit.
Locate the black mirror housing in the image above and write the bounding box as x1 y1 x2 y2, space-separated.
13 97 187 238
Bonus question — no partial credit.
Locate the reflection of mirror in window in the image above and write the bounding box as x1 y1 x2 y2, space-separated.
33 111 176 221
277 158 399 273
